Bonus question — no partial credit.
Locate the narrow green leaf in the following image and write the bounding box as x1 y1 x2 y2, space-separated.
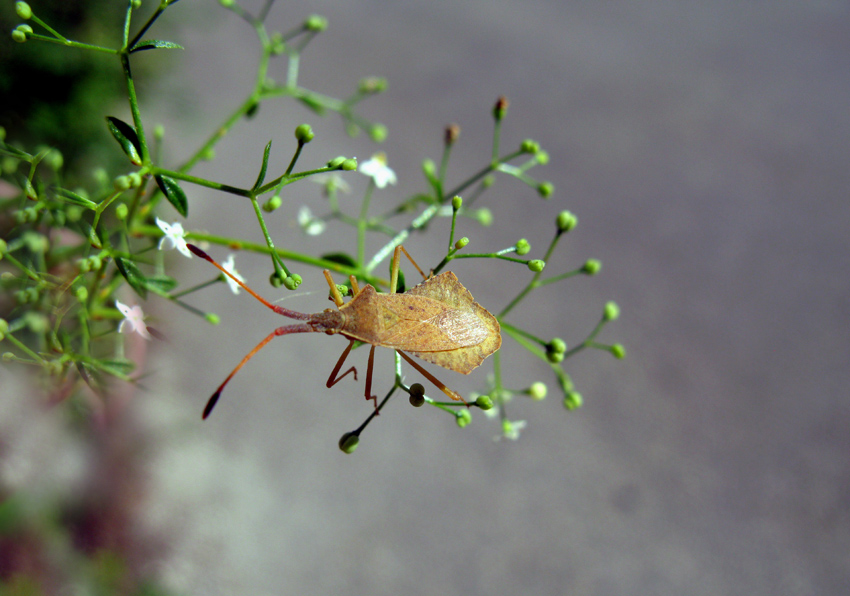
154 174 188 217
97 359 136 376
106 117 142 165
144 274 178 294
297 95 326 115
115 257 148 299
320 252 358 268
252 140 273 191
130 39 185 53
52 187 97 209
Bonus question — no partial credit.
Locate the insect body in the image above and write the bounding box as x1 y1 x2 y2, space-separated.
188 244 501 419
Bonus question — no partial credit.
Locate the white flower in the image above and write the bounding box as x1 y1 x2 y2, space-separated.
221 254 245 295
297 206 326 236
116 300 150 340
497 419 527 441
310 173 351 196
156 217 192 258
359 152 397 189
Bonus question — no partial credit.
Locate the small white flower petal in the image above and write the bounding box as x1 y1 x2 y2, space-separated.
298 206 326 236
115 300 151 340
155 217 192 258
221 254 245 295
359 153 397 189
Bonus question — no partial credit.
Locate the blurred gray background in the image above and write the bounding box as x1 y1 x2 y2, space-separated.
14 0 850 594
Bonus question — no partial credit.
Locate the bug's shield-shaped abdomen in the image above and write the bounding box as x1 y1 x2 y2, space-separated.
384 272 501 374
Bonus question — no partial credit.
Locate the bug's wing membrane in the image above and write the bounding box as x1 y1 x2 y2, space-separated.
391 272 502 374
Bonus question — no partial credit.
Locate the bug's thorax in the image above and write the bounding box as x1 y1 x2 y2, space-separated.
308 308 345 335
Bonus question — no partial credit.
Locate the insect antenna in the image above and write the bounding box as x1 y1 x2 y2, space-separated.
186 244 311 321
187 244 324 418
203 322 317 419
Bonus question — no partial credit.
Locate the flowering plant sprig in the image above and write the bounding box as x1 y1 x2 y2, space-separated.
2 0 622 451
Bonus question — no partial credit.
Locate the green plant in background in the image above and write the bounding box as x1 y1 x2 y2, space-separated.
2 0 623 442
2 0 624 589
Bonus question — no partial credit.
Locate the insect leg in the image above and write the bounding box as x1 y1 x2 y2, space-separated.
348 275 361 296
390 245 430 295
202 323 314 419
364 344 378 412
326 339 358 388
323 270 346 307
396 350 468 404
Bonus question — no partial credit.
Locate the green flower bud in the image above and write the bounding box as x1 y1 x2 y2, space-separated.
520 139 540 154
67 206 82 222
154 124 165 140
295 124 314 143
219 0 234 7
128 172 142 188
338 432 359 454
131 0 142 9
604 301 620 321
409 383 426 407
305 14 328 32
610 343 626 359
451 195 463 210
421 158 436 179
3 353 15 362
327 156 346 169
23 232 48 253
515 238 530 256
493 95 509 121
444 123 460 146
16 2 32 19
475 395 493 410
12 26 31 43
456 409 472 428
537 181 554 199
527 382 547 400
582 259 601 275
269 271 285 288
548 337 567 354
369 123 388 143
200 148 215 161
0 319 8 340
535 151 550 165
341 158 357 171
45 149 63 171
528 259 545 273
114 175 132 191
75 286 88 303
556 210 577 233
115 203 129 220
476 208 493 227
454 237 469 250
263 195 282 212
205 313 221 326
482 175 495 188
358 77 387 94
24 312 48 334
270 32 285 55
546 350 564 364
563 390 583 410
283 274 303 291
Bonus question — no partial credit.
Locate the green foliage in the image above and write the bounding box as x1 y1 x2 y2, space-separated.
1 0 623 454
